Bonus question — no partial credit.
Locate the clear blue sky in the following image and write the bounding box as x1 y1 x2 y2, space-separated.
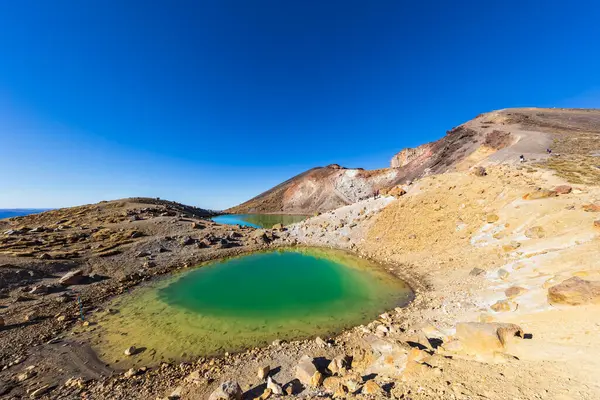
1 1 599 209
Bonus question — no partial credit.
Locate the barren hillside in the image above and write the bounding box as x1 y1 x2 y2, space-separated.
229 108 600 214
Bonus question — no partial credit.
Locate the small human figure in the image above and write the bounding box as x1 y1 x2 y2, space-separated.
519 155 525 163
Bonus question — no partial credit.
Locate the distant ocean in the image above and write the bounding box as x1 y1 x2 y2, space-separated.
0 209 49 220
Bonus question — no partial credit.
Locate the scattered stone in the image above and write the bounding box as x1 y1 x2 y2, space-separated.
266 376 283 395
522 189 557 200
502 241 521 252
59 269 85 286
208 380 243 400
490 299 517 312
29 285 48 295
342 373 363 393
168 386 183 399
548 277 600 306
295 355 323 387
315 336 328 347
323 376 343 393
184 370 206 386
471 166 487 177
594 220 600 229
524 226 545 239
124 346 137 356
272 223 283 230
469 267 485 277
17 369 36 382
124 368 138 378
29 384 54 398
375 325 389 337
486 214 499 223
362 380 382 395
328 355 350 375
64 377 86 389
583 204 600 212
136 251 151 258
180 236 195 246
553 185 572 194
355 335 409 378
191 222 204 229
0 316 4 327
387 186 407 198
505 286 528 298
24 312 37 322
497 269 509 280
257 388 271 400
257 365 270 380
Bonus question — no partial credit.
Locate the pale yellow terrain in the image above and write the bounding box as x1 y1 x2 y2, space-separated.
358 165 600 398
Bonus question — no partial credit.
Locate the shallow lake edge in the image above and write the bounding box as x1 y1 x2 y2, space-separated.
84 245 418 368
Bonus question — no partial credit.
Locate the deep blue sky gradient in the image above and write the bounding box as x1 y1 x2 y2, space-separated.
1 1 599 208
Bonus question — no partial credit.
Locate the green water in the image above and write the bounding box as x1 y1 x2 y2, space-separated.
211 213 307 228
89 248 412 367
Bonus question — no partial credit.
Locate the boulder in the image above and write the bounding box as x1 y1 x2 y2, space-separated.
295 355 323 387
594 220 600 229
124 346 137 356
505 286 528 298
353 335 409 378
548 277 600 306
323 376 343 393
451 322 523 357
328 355 350 375
524 226 545 239
553 185 572 195
340 373 363 393
272 223 284 230
266 377 283 395
208 380 243 400
257 365 270 380
362 380 382 395
59 269 84 286
315 336 328 347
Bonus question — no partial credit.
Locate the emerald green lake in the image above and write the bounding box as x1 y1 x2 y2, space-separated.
90 248 412 367
211 213 307 228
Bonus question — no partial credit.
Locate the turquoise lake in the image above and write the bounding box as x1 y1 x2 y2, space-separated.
211 213 307 228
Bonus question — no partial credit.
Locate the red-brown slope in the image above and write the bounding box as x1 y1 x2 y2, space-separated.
228 108 600 214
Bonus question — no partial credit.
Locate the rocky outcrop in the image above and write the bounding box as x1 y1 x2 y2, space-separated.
228 108 598 215
391 144 434 168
